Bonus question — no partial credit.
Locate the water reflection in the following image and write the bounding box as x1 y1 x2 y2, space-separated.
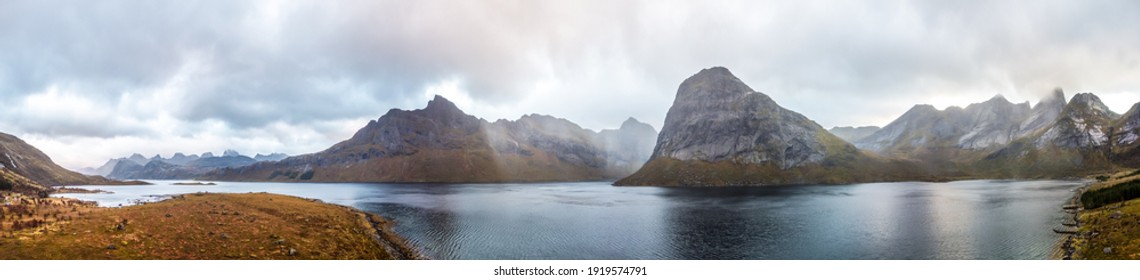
54 180 1083 259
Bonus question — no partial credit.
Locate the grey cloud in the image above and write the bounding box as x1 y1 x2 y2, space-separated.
3 0 1140 140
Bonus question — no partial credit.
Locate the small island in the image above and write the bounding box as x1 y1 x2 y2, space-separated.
0 192 423 260
171 182 217 186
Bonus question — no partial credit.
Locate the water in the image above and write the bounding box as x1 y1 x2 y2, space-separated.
53 180 1083 259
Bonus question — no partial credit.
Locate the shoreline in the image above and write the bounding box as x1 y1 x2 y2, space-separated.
1050 182 1088 260
2 191 426 260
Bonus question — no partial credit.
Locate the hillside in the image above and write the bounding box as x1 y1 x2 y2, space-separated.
0 132 120 189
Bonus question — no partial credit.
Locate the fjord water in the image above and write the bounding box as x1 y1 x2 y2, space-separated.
55 180 1081 259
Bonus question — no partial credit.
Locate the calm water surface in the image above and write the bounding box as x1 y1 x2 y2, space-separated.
54 180 1082 259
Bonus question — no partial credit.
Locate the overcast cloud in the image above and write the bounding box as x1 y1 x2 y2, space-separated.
2 0 1140 169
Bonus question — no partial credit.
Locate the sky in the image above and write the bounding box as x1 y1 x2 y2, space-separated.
2 0 1140 170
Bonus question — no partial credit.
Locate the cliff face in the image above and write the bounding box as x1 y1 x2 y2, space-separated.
202 95 657 183
615 67 920 186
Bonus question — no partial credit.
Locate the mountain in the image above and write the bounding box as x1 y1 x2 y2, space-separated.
615 67 923 186
254 153 288 162
110 160 206 180
127 153 149 165
853 94 1044 163
829 126 880 143
187 155 256 169
77 158 124 176
1112 102 1140 165
167 152 200 165
596 117 659 175
105 151 263 180
1 131 120 194
1034 93 1118 148
978 92 1119 176
202 95 658 183
1016 88 1067 137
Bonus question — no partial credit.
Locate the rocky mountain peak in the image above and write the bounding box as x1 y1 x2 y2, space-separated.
673 66 756 104
1041 88 1067 107
424 95 462 114
1034 92 1116 148
651 67 846 169
223 149 241 157
986 94 1009 103
620 117 654 131
1068 93 1114 117
1017 88 1068 137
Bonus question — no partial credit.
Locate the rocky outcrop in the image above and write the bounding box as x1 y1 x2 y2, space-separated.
202 95 658 183
615 67 920 186
829 126 880 143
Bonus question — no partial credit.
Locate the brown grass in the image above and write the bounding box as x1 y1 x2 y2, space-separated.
0 192 422 260
1073 197 1140 259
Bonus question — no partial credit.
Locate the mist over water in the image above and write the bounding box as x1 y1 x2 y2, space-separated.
56 180 1081 259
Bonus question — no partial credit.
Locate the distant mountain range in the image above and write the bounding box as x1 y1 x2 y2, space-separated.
84 150 288 180
19 66 1140 187
1 132 124 195
202 95 658 183
618 67 1140 186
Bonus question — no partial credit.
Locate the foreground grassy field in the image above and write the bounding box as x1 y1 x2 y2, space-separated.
0 192 422 260
1071 170 1140 260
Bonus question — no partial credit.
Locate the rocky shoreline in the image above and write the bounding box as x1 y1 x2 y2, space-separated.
1052 183 1089 260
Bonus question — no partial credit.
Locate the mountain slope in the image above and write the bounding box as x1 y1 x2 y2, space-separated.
615 67 925 186
1112 102 1140 166
977 93 1119 177
854 95 1036 161
0 132 119 190
202 96 658 183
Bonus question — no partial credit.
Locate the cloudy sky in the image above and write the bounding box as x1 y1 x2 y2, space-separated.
2 0 1140 170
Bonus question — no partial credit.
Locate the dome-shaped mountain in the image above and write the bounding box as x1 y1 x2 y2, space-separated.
616 67 920 186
